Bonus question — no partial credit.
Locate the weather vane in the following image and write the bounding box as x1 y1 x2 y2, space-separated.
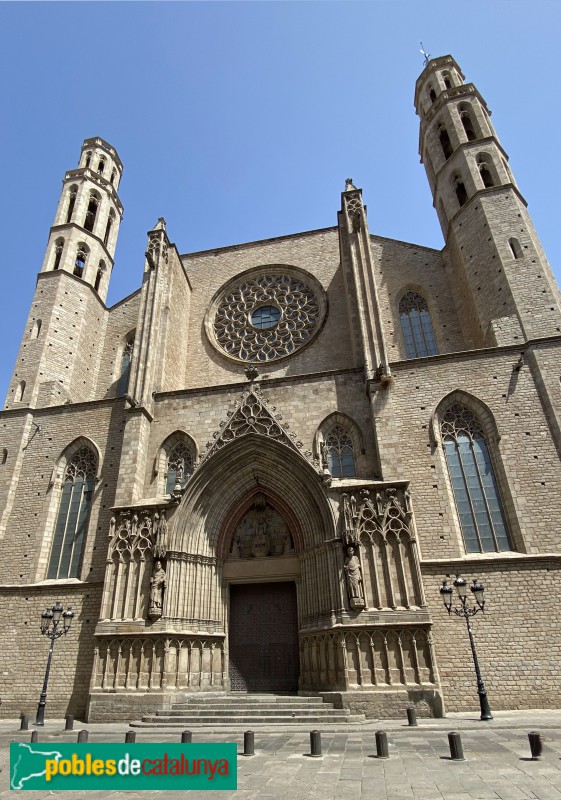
419 42 430 66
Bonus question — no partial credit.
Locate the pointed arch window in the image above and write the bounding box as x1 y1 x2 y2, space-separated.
47 446 97 579
459 106 478 141
453 175 468 207
74 244 88 277
439 126 453 160
66 186 77 223
104 210 115 246
84 192 100 233
84 151 92 169
165 441 193 494
53 237 64 270
117 335 135 396
442 71 453 89
399 291 438 359
325 424 356 478
441 403 511 553
477 154 496 188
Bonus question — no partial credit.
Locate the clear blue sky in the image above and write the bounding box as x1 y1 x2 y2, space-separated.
1 1 560 401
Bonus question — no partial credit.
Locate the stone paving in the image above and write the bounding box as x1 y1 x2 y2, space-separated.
2 712 561 799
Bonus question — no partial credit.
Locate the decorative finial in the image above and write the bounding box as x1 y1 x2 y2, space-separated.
345 178 358 192
244 365 259 382
419 42 430 66
154 217 166 231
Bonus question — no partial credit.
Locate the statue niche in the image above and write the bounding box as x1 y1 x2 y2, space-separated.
229 494 293 558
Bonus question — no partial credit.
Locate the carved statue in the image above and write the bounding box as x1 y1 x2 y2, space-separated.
320 442 329 471
351 207 362 233
344 546 366 610
148 560 166 619
251 518 270 558
283 535 293 555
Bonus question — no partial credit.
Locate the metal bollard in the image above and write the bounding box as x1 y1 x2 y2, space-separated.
375 730 389 759
65 715 74 731
30 731 38 743
528 731 542 760
19 715 29 731
77 730 89 743
310 730 322 757
406 707 418 727
448 731 465 761
181 730 192 743
243 730 255 756
125 730 136 743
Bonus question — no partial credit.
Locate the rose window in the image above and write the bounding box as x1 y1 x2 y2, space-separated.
209 270 325 363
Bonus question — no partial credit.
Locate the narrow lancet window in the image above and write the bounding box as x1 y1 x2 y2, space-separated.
74 244 88 277
84 193 99 232
117 335 135 396
53 238 64 270
66 187 77 223
509 237 523 259
453 175 468 207
104 211 114 246
439 127 453 160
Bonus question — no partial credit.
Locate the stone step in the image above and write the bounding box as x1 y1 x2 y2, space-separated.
172 696 326 705
138 714 366 725
167 701 330 710
154 707 351 717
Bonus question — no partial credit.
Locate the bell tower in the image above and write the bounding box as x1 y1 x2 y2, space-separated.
4 137 124 410
415 55 561 347
40 137 123 302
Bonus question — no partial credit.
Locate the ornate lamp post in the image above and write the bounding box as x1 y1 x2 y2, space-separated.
439 576 493 721
35 602 74 726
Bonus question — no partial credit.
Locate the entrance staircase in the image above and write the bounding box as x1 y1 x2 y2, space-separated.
133 694 367 729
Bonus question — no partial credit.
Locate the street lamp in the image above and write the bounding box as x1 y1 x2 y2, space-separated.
439 576 493 721
35 601 74 726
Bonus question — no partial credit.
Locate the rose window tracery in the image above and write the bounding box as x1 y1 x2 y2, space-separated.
209 271 325 363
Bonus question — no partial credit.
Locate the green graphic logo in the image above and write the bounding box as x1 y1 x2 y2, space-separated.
10 742 237 790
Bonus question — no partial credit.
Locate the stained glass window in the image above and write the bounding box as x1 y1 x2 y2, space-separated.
166 441 193 494
48 447 97 579
441 403 511 553
325 425 356 478
399 291 438 359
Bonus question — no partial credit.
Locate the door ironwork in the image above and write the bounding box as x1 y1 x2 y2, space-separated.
229 582 299 692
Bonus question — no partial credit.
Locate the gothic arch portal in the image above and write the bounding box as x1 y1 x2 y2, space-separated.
165 434 338 627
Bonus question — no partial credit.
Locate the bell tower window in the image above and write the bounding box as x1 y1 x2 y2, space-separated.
74 244 88 278
98 157 106 174
66 187 77 223
439 126 453 160
453 175 468 207
53 238 64 270
84 193 100 233
104 210 115 246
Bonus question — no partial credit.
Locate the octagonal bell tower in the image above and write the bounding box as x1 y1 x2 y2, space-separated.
40 137 123 302
415 55 561 347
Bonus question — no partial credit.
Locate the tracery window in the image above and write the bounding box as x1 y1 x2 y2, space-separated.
325 424 356 478
399 291 438 359
210 270 325 363
165 441 193 494
47 446 97 579
441 403 511 553
117 335 134 396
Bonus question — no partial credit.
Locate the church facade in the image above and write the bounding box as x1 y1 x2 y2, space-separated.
1 55 561 721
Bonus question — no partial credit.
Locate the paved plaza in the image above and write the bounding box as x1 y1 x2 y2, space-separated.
2 711 561 799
